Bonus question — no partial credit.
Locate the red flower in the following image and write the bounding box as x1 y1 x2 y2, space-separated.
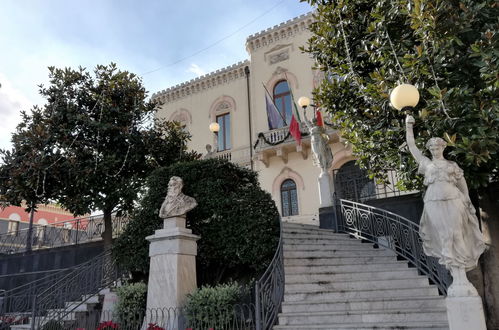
147 323 164 330
96 320 119 330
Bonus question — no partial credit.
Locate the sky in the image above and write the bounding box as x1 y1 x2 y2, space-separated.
0 0 313 151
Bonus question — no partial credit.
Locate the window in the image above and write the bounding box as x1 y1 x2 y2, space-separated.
7 221 19 236
273 80 293 128
281 179 299 216
216 113 231 151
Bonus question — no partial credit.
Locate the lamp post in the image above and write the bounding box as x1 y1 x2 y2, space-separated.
389 83 420 113
209 122 220 153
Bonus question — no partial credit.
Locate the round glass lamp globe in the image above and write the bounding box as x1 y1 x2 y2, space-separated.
209 122 220 133
298 96 311 108
390 84 420 110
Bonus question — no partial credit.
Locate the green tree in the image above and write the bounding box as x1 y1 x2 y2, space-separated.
304 0 498 325
113 159 280 285
0 63 197 247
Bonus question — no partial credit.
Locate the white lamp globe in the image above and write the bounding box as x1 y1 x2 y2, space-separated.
209 122 220 133
390 84 420 110
298 96 311 108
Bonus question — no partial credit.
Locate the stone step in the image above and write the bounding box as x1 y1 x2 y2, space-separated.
283 242 382 251
274 321 449 330
284 249 395 259
285 261 410 274
281 295 446 313
284 278 431 293
283 233 354 241
81 294 100 304
284 286 439 302
284 255 397 266
285 268 419 283
65 301 89 312
278 309 447 325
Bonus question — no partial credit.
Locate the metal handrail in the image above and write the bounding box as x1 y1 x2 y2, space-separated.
0 213 129 254
336 199 451 294
254 217 284 330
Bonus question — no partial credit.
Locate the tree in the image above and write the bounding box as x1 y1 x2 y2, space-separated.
113 159 280 286
0 63 197 248
304 0 498 326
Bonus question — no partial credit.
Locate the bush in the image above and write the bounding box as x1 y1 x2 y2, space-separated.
114 282 147 326
41 320 63 330
183 282 245 327
113 159 280 285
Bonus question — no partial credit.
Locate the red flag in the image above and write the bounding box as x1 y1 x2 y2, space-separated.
316 110 324 127
289 115 301 145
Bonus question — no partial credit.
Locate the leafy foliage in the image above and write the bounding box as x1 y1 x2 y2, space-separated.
184 282 245 326
0 63 197 244
114 282 148 325
113 159 280 285
304 0 498 189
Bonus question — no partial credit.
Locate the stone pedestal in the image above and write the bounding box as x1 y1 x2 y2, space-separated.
146 216 200 310
446 295 486 330
319 206 337 231
318 171 333 208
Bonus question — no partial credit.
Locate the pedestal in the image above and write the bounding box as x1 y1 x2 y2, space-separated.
446 295 486 330
318 171 333 208
146 217 200 310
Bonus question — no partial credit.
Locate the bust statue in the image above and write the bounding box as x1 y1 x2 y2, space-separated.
159 176 197 219
405 115 486 296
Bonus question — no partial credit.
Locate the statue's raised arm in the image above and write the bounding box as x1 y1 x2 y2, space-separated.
405 115 424 164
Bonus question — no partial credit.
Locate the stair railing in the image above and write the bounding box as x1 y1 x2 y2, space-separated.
254 217 284 330
31 248 124 328
0 213 129 254
336 199 451 294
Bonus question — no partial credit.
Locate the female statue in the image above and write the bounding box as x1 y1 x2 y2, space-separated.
405 115 486 296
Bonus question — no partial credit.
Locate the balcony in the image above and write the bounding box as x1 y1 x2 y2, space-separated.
254 124 339 167
211 146 252 167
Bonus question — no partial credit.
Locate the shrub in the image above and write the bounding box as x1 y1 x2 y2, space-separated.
113 159 280 285
183 282 245 328
114 282 147 326
41 320 63 330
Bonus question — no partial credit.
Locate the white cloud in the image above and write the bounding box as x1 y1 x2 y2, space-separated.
187 63 207 77
0 73 34 151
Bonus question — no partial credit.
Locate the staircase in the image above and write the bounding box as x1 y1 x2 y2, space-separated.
275 222 449 330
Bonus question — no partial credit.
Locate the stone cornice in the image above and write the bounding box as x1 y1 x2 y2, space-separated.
246 12 314 53
152 60 250 104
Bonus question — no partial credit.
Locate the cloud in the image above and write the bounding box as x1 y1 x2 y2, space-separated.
187 63 207 77
0 73 34 150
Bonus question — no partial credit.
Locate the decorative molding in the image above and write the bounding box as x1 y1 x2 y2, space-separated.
266 69 299 92
272 166 305 195
246 12 314 53
169 108 193 124
209 95 237 120
152 60 249 105
269 51 289 64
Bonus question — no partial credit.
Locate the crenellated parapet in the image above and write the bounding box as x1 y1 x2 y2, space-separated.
152 60 250 105
245 12 314 53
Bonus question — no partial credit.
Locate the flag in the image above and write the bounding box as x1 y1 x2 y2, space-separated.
289 114 301 145
265 93 282 129
316 109 324 127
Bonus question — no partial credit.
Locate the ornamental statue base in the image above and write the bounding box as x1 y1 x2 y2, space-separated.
318 171 333 208
146 216 200 311
446 295 486 330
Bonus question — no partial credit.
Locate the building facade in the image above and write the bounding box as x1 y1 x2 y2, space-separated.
153 13 355 224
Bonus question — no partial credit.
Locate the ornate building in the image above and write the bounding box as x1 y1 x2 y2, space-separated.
153 13 355 224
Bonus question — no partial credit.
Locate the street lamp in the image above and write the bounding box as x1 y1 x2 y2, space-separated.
389 83 420 113
209 122 220 152
298 96 311 109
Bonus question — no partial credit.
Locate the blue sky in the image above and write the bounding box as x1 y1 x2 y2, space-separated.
0 0 313 150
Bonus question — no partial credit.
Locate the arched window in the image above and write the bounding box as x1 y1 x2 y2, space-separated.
281 179 298 216
273 80 293 128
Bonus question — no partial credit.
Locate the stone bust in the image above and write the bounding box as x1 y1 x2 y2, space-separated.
159 176 197 219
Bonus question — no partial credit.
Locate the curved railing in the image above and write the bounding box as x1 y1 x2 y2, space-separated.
0 213 129 254
337 199 451 294
254 218 284 330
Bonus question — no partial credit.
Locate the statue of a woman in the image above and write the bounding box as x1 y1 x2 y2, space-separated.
405 115 486 296
303 115 333 174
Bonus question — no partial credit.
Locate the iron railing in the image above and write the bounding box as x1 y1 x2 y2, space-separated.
2 305 257 329
0 213 129 254
254 218 284 330
336 199 451 294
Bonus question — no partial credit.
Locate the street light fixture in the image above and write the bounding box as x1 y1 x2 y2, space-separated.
298 96 311 109
390 83 420 112
209 122 220 152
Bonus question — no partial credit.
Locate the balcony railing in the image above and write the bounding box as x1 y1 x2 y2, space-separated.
212 146 252 166
0 214 129 255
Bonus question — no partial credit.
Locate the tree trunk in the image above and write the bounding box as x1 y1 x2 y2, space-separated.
479 183 499 330
102 208 114 250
